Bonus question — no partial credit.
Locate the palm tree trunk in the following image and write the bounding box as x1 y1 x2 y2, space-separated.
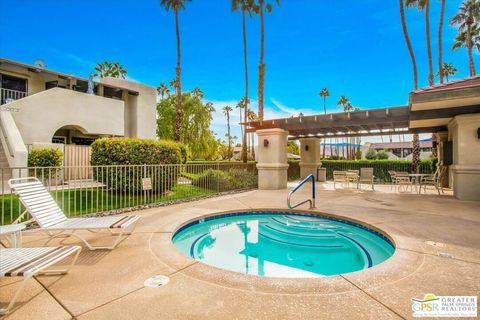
399 0 418 90
467 24 476 76
425 0 434 86
438 0 445 84
412 133 420 173
174 10 183 141
242 9 249 163
258 0 265 121
227 114 231 160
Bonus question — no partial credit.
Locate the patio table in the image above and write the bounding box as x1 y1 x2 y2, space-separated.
0 223 26 248
408 174 431 194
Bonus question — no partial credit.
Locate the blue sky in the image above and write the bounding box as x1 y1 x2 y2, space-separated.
0 0 470 143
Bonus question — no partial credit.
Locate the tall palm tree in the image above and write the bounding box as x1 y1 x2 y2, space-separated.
223 105 233 159
337 96 351 158
438 0 446 83
399 0 419 90
406 0 434 86
232 0 254 162
94 61 127 79
253 0 280 121
319 88 330 114
157 82 170 98
437 62 458 82
450 0 480 76
236 100 244 152
453 22 480 55
160 0 191 141
247 109 257 158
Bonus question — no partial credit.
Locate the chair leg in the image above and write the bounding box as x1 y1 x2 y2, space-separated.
0 275 31 315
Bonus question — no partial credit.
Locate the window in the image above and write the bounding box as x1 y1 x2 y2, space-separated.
0 74 27 92
52 136 66 144
103 86 123 99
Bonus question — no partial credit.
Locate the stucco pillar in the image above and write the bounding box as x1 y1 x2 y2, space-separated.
448 114 480 201
299 138 322 180
256 129 289 190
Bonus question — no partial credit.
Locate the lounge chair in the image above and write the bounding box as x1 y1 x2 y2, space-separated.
8 177 140 250
394 172 412 192
358 168 375 190
0 246 81 315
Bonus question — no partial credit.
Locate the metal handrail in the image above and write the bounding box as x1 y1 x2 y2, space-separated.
287 174 316 209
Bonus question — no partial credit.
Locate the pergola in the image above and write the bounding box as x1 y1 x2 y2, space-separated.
244 106 442 140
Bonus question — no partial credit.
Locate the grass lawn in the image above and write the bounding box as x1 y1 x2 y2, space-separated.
0 184 215 225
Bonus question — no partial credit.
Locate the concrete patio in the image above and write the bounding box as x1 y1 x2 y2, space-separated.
1 182 479 320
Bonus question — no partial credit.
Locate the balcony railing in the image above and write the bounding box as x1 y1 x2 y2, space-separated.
0 88 27 105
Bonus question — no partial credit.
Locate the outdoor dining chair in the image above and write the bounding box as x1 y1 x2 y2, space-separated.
358 168 375 190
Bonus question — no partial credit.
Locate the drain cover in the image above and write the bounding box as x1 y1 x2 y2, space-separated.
425 241 445 247
144 275 170 288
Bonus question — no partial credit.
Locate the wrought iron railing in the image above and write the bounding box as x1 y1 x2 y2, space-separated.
0 88 27 105
0 163 258 225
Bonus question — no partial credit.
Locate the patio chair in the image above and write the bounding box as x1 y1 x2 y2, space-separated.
333 171 348 189
346 170 360 184
0 246 81 315
8 177 141 250
358 168 375 190
393 172 412 192
422 166 446 194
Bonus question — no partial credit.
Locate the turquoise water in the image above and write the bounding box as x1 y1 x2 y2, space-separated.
172 212 395 278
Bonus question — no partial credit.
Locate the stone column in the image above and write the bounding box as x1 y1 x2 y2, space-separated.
299 138 322 180
448 114 480 201
256 128 289 190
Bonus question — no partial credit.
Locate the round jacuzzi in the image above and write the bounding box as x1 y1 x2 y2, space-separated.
172 211 395 278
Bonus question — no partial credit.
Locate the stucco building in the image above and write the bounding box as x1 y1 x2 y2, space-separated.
0 58 157 169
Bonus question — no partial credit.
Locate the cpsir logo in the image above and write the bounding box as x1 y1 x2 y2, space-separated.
412 293 477 317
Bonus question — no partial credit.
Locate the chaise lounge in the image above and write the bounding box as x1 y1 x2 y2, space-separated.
8 177 141 250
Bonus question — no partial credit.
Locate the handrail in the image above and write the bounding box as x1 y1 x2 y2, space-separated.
287 174 316 209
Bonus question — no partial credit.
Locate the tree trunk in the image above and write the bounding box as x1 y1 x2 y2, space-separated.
242 9 249 163
438 0 445 84
174 10 183 141
258 0 265 121
227 113 231 160
425 0 434 86
399 0 418 90
412 133 420 173
467 23 476 76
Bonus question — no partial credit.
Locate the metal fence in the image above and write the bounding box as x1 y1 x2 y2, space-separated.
288 160 435 182
0 163 258 225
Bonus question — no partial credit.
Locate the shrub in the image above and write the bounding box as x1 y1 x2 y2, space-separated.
376 150 389 160
28 148 63 180
91 138 184 193
191 168 257 191
365 149 377 160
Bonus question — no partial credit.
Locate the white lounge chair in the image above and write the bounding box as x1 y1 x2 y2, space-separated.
8 177 140 250
0 246 81 315
333 171 348 189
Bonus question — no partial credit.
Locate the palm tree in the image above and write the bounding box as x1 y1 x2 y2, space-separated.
160 0 191 141
157 82 170 98
336 96 351 158
437 63 458 82
453 23 480 54
406 0 434 86
94 61 127 79
253 0 280 121
450 0 480 76
247 109 257 158
438 0 446 83
236 100 244 151
399 0 419 90
232 0 254 162
223 105 233 159
319 88 330 158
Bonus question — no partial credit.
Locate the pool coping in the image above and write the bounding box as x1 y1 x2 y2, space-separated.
150 208 419 295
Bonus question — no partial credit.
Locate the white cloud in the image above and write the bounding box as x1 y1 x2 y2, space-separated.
270 98 320 117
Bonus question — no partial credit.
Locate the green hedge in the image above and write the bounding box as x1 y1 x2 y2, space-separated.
191 168 257 191
91 138 184 193
288 159 435 182
28 148 63 179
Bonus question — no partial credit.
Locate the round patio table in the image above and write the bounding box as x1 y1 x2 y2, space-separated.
0 223 26 248
408 174 430 194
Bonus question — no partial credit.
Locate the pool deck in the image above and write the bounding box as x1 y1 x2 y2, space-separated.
1 182 479 319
